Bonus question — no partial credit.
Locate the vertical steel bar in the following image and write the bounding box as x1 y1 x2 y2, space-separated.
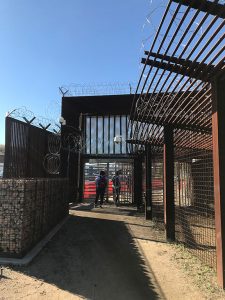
79 157 84 203
106 162 109 202
83 114 86 154
108 115 110 154
3 117 11 177
164 125 175 241
145 144 152 220
120 115 122 154
96 115 98 155
77 113 83 200
134 157 142 209
126 115 128 154
113 115 116 154
102 115 105 154
89 116 91 155
212 75 225 288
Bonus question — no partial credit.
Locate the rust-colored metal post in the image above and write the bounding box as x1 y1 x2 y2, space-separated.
164 125 175 241
145 144 152 220
212 75 225 288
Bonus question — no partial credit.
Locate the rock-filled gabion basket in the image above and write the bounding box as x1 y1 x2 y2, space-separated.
0 178 69 258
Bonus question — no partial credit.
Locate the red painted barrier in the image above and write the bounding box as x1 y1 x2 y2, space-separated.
83 179 163 199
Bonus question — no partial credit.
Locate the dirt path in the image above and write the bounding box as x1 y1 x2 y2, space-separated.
0 203 223 299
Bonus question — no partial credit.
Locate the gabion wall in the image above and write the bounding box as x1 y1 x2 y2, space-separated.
0 178 69 258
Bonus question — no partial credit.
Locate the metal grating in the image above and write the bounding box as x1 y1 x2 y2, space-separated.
142 157 146 207
4 117 60 178
127 0 223 270
152 150 164 228
174 135 216 268
85 115 130 155
83 160 134 204
129 0 225 149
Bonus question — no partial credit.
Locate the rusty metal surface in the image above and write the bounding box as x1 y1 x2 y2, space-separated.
211 76 225 286
129 0 225 151
128 0 225 272
174 144 216 269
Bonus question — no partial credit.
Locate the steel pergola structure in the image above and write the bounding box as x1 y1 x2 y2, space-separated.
128 0 225 288
129 0 225 148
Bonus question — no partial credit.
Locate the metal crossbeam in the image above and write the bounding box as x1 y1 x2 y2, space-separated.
131 115 211 134
172 0 225 18
141 57 210 82
144 51 216 72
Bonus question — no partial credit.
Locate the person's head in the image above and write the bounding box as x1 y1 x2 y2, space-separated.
100 170 105 176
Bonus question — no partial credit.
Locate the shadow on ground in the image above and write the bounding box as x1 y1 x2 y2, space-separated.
70 201 146 217
12 211 163 299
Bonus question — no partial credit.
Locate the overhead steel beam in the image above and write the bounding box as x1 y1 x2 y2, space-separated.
126 138 213 152
172 0 225 19
141 58 210 81
144 51 216 72
126 139 160 146
130 114 212 134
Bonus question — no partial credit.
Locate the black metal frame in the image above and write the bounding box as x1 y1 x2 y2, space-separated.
4 117 59 178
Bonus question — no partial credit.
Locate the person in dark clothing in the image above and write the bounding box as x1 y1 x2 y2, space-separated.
95 170 107 208
112 171 121 206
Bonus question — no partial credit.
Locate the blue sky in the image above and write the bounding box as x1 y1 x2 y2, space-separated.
0 0 160 144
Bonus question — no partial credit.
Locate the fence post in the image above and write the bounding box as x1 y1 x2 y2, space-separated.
145 144 152 220
212 75 225 288
164 125 175 241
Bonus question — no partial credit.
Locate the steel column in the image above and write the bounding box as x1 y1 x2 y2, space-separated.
106 162 110 202
76 113 83 201
102 116 105 154
113 115 116 154
79 157 84 203
108 114 110 154
145 144 152 220
212 75 225 288
164 125 175 241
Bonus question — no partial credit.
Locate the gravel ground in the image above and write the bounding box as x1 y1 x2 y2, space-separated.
0 202 224 299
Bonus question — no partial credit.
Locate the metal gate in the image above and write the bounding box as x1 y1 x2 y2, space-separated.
83 159 134 204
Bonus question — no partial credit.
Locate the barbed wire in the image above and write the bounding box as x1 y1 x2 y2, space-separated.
6 111 131 175
44 99 61 128
43 153 60 175
139 0 215 74
7 106 61 134
59 82 137 97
